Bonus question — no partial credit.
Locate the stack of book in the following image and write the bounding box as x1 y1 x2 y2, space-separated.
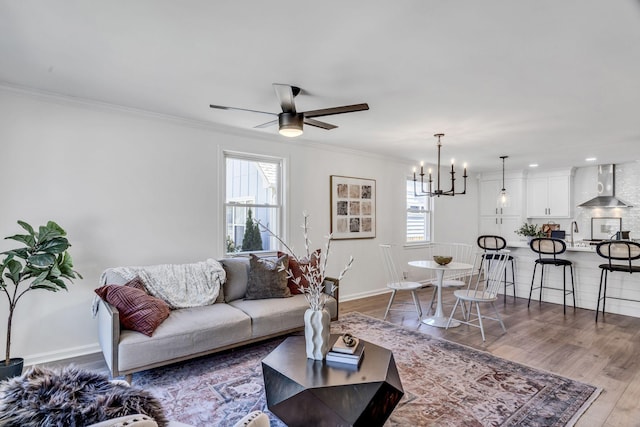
325 336 365 367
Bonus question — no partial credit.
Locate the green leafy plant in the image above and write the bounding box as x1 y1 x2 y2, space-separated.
0 220 81 365
515 222 545 238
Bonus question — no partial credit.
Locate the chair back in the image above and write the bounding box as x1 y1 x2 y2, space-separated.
530 238 566 260
380 244 402 285
596 241 640 272
468 250 510 298
427 242 476 282
477 235 507 252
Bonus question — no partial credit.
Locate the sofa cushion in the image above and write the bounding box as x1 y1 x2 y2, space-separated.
219 257 250 302
245 254 291 300
95 284 170 337
278 249 320 295
117 304 252 373
229 294 338 338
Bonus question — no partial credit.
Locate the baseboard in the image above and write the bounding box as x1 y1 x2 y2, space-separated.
340 288 390 302
24 343 102 368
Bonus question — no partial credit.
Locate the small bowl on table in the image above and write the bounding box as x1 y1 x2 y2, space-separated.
433 255 453 265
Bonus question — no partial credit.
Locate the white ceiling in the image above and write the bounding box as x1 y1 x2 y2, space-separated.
2 1 639 172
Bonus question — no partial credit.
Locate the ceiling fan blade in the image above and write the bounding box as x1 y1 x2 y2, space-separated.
254 119 278 129
209 104 276 116
272 83 297 113
303 103 369 118
304 118 337 130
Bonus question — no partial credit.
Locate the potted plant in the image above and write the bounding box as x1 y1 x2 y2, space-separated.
515 222 545 241
0 220 81 380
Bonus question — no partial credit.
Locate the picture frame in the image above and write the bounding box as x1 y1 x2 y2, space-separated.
330 175 376 240
591 217 622 240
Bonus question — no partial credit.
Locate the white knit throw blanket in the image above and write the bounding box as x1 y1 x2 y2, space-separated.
102 259 225 309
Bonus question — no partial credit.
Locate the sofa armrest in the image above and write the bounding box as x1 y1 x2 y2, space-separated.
323 277 339 320
96 297 121 377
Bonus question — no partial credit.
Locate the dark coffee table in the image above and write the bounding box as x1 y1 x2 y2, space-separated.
261 334 403 427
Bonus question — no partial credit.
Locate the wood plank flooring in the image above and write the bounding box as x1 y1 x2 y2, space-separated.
339 288 640 427
42 288 640 426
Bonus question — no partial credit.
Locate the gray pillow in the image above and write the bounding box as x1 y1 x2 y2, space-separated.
245 254 291 300
220 257 250 302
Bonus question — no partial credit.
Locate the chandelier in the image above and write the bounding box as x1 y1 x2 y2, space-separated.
413 133 468 197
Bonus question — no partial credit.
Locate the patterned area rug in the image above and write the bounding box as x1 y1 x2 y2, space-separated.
133 312 600 426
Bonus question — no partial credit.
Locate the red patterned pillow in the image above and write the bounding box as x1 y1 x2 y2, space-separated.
278 249 320 295
95 283 170 337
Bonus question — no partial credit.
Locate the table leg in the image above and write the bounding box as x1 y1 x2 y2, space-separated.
422 269 460 328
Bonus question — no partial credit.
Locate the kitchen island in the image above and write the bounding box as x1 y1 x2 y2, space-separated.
506 241 640 318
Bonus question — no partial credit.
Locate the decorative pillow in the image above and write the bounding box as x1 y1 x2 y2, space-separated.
278 249 321 295
245 254 291 300
220 257 251 302
94 283 170 337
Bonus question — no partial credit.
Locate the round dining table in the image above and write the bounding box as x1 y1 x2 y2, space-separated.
408 260 473 328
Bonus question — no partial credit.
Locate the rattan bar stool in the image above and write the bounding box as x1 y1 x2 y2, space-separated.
477 235 516 303
528 237 576 314
595 240 640 321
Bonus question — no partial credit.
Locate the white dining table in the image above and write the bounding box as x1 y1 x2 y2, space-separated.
408 260 473 328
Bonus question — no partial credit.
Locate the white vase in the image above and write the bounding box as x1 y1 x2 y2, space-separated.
304 308 331 360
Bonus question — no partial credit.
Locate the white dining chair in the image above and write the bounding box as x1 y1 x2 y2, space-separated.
446 250 510 341
380 244 435 320
425 242 476 288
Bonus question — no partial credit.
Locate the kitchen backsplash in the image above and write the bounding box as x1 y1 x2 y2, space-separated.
570 162 640 240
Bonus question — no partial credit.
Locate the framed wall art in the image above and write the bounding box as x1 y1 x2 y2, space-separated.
330 175 376 239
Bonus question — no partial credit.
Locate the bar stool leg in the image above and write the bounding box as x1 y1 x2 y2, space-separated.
570 265 576 310
596 269 605 321
539 265 545 306
511 258 517 301
528 263 539 308
564 265 568 314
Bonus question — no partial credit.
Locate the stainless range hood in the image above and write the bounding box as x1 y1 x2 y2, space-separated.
578 164 633 208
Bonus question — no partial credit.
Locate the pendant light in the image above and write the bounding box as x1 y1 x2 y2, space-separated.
497 155 510 208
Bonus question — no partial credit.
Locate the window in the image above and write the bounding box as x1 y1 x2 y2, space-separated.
224 153 283 254
406 178 432 243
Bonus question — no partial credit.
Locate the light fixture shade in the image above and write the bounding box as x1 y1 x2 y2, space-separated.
497 188 511 208
278 113 303 137
497 155 510 208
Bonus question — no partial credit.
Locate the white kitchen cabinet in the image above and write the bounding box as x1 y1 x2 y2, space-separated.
479 178 523 217
526 171 572 218
478 172 525 239
479 215 521 238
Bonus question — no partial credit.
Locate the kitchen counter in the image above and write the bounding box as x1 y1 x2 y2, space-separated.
503 242 640 318
507 240 596 252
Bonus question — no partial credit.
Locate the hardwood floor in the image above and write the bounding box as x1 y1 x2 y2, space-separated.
339 288 640 427
43 288 640 426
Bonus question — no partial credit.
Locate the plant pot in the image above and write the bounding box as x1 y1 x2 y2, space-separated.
0 357 24 381
304 308 331 360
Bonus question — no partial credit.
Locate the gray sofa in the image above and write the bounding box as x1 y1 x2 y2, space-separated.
95 257 338 381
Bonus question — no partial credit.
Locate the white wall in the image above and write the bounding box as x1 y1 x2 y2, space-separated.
0 86 479 365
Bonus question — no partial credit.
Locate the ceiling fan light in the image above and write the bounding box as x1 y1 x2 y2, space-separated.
278 113 303 137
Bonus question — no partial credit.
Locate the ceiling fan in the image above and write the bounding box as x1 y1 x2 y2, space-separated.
209 83 369 137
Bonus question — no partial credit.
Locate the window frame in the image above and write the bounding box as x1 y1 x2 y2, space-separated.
405 176 433 245
223 150 285 256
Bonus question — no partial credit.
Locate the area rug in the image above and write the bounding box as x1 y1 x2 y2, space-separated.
132 312 600 426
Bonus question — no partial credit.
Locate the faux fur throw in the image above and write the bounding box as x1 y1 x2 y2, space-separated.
0 366 167 427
